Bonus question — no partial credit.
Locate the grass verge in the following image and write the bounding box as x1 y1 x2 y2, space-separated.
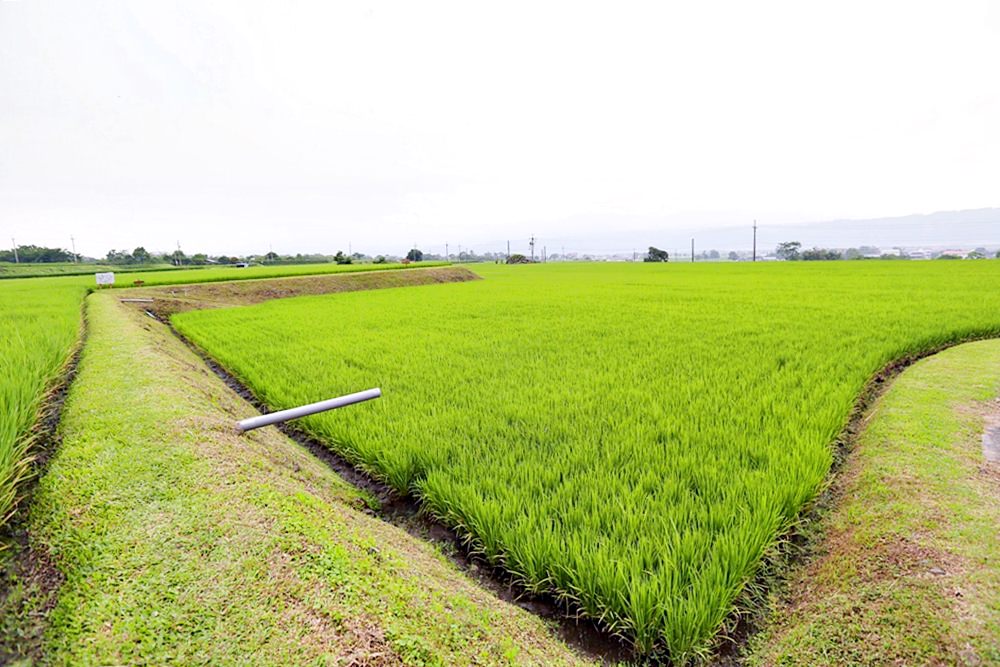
134 265 479 316
747 339 1000 665
11 293 588 665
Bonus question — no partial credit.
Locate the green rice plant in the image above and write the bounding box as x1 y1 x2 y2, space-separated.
104 261 448 288
0 262 443 533
0 277 87 527
173 260 1000 660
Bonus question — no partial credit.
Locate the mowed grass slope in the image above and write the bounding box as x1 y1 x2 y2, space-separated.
749 339 1000 665
0 263 444 534
0 278 87 528
23 293 587 665
173 261 1000 660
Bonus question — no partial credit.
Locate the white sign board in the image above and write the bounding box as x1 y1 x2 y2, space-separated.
95 272 115 286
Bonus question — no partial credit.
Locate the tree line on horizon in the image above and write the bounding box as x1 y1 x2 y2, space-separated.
4 242 998 266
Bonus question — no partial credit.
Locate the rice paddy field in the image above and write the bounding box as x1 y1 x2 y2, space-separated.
173 260 1000 660
104 261 447 288
0 278 88 526
0 262 180 279
0 262 438 534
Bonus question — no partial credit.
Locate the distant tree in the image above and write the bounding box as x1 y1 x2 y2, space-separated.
373 255 387 264
858 245 881 256
171 249 186 266
775 241 802 260
132 247 151 263
1 245 74 263
727 251 739 261
333 251 353 265
936 253 961 260
708 249 720 259
644 247 669 262
506 253 529 264
996 250 1000 259
801 247 842 261
844 247 862 260
406 248 424 262
191 253 209 265
264 251 279 262
967 250 986 260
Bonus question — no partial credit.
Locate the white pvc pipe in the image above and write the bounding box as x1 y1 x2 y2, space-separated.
237 388 381 433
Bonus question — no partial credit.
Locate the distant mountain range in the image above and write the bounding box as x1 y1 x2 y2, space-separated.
751 208 1000 252
531 208 1000 256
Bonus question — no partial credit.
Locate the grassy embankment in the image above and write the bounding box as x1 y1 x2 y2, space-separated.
107 261 449 288
748 339 1000 665
2 293 587 665
0 262 450 536
0 262 180 279
173 260 1000 660
132 265 479 316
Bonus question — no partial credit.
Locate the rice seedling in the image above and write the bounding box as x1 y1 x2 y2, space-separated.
173 260 1000 660
0 263 443 532
0 278 87 527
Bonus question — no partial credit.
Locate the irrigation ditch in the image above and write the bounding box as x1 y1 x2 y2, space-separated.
160 310 636 665
23 276 996 666
0 305 89 664
148 284 1000 666
712 329 1000 665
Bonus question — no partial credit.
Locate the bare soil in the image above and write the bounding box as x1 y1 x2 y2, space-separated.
125 265 480 316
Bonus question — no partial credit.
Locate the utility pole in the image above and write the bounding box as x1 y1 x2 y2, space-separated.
691 238 695 263
543 246 546 263
633 248 636 262
445 243 449 260
752 220 757 262
11 238 18 264
70 236 78 262
507 240 510 260
529 235 536 262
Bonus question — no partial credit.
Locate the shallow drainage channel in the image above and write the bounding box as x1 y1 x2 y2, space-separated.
983 421 1000 463
161 319 634 665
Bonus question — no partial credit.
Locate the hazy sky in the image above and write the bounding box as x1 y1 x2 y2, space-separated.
2 1 998 257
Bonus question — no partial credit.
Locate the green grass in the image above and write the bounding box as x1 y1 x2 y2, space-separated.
748 339 1000 665
0 278 87 528
0 262 180 280
172 260 1000 661
19 293 587 665
105 261 449 288
0 262 446 536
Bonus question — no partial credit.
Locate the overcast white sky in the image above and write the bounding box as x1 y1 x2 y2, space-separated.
1 0 998 257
